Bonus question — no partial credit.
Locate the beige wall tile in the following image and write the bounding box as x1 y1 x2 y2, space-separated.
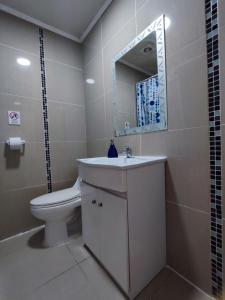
87 139 109 157
218 0 225 28
167 38 208 130
84 54 104 103
48 101 86 142
141 130 167 156
0 142 46 192
142 127 210 213
152 268 211 300
46 60 85 105
166 202 211 294
0 12 87 240
101 0 135 46
105 90 115 138
83 21 102 66
0 11 39 55
52 179 75 192
0 93 44 143
82 0 217 296
136 0 205 57
0 45 42 99
44 29 83 69
136 0 173 24
86 97 107 141
0 185 46 240
50 141 87 183
102 17 136 92
115 134 141 155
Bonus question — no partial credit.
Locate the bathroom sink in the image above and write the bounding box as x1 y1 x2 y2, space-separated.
78 155 166 194
77 156 166 170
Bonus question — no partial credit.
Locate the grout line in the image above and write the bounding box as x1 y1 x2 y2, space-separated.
166 200 210 215
0 41 40 57
45 57 83 72
166 33 208 60
88 137 109 142
139 134 142 155
0 91 41 102
65 243 79 265
47 98 85 108
34 265 77 291
167 265 215 300
77 256 91 265
49 140 86 144
134 0 138 36
0 140 45 144
88 125 209 145
0 41 83 73
0 183 47 195
83 51 100 68
135 0 148 15
86 94 105 105
100 21 108 139
102 15 136 50
167 125 208 133
0 225 45 244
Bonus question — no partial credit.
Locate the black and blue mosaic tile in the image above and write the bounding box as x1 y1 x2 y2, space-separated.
39 28 52 193
205 0 223 297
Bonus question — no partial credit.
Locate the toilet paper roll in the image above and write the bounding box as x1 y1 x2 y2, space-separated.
7 137 25 151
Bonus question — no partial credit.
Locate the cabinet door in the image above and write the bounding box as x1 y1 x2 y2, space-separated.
99 190 129 293
81 182 101 259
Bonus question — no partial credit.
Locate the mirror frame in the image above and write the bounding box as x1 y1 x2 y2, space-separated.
112 15 167 137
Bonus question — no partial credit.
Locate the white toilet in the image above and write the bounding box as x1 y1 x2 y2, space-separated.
30 180 81 247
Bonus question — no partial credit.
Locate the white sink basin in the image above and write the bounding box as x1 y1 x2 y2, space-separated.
78 156 166 170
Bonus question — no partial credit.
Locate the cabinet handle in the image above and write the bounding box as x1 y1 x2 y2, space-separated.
92 200 97 204
98 202 103 207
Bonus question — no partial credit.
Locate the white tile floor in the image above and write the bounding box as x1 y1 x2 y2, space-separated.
0 227 212 300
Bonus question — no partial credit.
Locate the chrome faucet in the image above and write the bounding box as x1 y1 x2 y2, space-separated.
124 145 132 158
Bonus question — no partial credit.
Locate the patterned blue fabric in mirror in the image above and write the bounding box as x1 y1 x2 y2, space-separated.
136 75 159 127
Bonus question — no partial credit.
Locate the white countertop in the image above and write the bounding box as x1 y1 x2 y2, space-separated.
77 156 167 170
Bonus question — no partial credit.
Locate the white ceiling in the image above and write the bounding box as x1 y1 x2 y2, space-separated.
0 0 112 42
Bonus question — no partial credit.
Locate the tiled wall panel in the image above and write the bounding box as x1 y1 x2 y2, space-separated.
0 13 46 239
82 0 213 295
0 12 87 239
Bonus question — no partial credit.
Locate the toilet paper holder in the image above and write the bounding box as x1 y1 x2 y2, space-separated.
6 137 26 152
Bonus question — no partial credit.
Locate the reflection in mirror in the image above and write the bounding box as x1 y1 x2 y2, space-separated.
112 15 167 136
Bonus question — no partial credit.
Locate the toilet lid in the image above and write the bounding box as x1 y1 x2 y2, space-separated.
31 188 80 207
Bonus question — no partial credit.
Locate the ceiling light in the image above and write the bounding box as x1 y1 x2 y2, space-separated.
17 57 31 66
143 47 152 53
165 17 171 30
86 78 95 84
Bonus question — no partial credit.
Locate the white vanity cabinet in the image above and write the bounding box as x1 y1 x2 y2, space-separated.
81 182 129 292
78 156 166 299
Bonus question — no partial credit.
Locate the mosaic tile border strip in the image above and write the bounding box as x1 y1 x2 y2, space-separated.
205 0 223 297
39 28 52 193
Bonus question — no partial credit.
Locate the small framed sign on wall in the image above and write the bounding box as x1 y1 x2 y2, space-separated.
8 111 21 126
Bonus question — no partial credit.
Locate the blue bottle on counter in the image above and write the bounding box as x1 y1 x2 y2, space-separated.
107 139 118 158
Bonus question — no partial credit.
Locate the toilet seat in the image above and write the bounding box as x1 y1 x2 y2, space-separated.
31 188 81 209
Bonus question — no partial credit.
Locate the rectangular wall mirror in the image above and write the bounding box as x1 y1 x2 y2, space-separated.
112 15 167 136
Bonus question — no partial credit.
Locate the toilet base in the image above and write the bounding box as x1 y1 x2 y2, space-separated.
44 221 68 247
